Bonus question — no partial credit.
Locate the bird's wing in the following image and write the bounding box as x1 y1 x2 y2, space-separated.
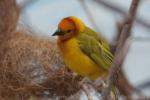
82 26 111 51
76 27 113 70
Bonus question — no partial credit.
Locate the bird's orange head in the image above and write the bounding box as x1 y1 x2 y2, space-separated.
52 16 85 41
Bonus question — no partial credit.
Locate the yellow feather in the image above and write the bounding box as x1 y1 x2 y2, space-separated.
57 38 107 80
53 16 113 80
68 16 85 32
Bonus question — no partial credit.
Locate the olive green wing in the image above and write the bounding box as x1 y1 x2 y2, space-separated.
76 28 113 70
83 26 110 51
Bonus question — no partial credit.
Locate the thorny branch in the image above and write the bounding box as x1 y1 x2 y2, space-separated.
102 0 140 99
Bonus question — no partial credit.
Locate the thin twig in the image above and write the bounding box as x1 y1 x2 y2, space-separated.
78 0 101 32
82 83 103 100
138 80 150 89
133 37 150 41
102 0 140 99
94 0 150 31
82 84 93 100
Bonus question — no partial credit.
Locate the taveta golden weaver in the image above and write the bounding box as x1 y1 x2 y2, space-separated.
52 16 113 80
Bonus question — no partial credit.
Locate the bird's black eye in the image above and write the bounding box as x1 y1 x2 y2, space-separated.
67 29 71 33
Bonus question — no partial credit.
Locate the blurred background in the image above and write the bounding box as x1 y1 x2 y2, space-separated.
17 0 150 96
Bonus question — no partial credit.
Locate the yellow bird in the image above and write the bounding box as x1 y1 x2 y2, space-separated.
52 16 113 80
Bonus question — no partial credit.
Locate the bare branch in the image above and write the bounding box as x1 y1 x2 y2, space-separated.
133 37 150 41
102 0 140 99
94 0 150 31
78 0 101 32
138 80 150 89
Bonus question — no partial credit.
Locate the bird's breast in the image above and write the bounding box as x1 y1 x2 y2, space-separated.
57 38 106 79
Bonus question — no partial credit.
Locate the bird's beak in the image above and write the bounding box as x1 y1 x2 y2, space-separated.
52 29 65 36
